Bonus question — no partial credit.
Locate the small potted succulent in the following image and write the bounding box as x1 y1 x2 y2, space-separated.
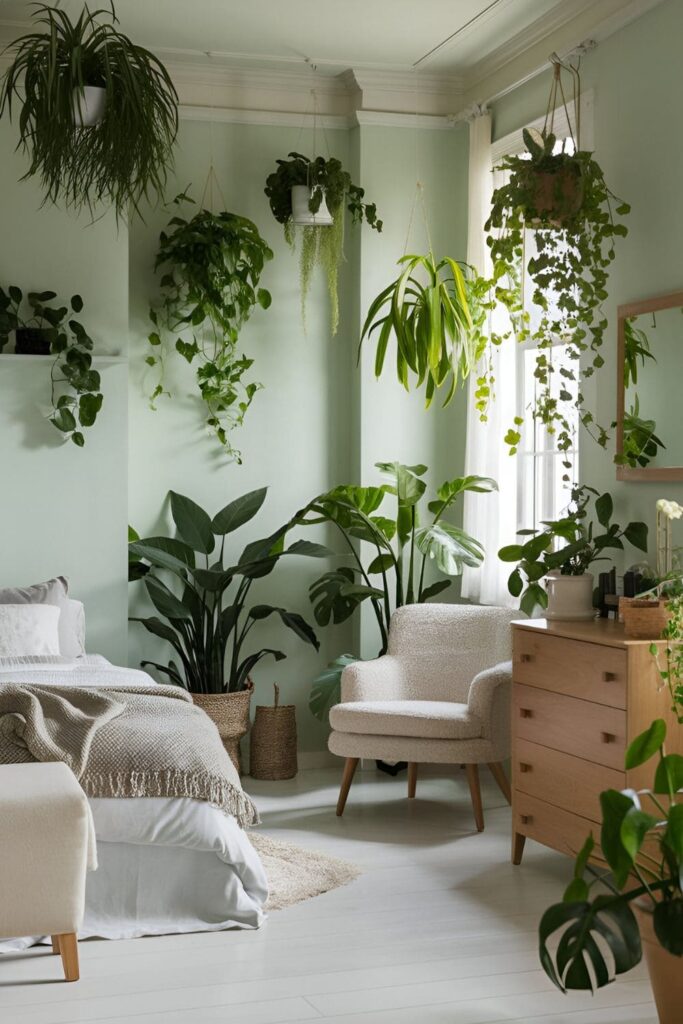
264 152 382 334
499 486 648 619
539 718 683 1023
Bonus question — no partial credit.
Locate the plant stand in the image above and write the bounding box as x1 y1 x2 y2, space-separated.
249 684 298 780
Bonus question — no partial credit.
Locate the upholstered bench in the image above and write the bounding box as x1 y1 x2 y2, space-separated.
0 761 96 981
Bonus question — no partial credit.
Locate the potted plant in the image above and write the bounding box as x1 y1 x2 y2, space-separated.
128 487 325 769
499 486 648 618
360 253 490 409
0 3 178 219
264 152 382 334
294 463 496 719
147 193 273 462
0 285 103 446
485 62 629 469
539 718 683 1023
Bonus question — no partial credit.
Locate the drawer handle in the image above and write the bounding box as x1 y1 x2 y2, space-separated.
520 814 532 825
520 653 534 663
519 762 532 773
601 731 617 744
602 671 617 682
520 708 533 719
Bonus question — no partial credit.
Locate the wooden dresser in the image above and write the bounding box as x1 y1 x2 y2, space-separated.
511 618 683 864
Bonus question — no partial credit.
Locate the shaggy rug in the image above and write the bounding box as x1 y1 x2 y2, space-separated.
249 833 361 911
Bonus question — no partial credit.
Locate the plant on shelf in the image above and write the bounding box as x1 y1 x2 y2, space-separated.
539 719 682 1021
0 285 103 446
264 152 382 334
294 462 496 719
147 193 273 462
360 253 491 409
485 60 629 472
0 3 178 219
499 486 648 617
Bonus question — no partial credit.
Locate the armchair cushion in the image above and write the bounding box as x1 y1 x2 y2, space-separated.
329 699 483 740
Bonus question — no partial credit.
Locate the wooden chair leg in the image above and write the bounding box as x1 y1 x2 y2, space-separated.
512 831 526 865
407 762 418 798
336 757 359 817
465 764 485 832
488 761 511 804
51 935 60 955
56 932 79 982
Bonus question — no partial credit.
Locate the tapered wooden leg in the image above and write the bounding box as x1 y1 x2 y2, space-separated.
465 763 484 832
336 757 359 817
512 831 526 865
407 762 418 798
51 935 60 955
56 932 79 982
488 761 511 803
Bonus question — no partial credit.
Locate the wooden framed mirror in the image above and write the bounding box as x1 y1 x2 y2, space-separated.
616 290 683 481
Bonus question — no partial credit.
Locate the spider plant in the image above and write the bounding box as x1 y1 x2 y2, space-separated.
0 3 178 219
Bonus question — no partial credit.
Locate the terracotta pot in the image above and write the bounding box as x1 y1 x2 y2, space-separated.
623 599 671 639
523 165 583 226
192 682 253 773
634 901 683 1024
545 571 595 621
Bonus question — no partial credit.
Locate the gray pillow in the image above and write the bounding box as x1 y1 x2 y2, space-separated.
0 577 73 655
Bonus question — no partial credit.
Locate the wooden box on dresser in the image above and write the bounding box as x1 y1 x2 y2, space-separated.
511 618 683 864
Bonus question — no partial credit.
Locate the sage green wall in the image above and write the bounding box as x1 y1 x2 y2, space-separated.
491 0 683 563
0 118 129 661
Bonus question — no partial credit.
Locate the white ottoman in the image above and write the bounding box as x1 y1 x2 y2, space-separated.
0 761 97 981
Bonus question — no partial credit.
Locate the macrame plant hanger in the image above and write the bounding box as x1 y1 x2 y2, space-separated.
199 54 228 214
402 64 434 259
543 55 581 152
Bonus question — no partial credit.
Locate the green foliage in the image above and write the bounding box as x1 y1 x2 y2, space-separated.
539 719 683 993
360 253 491 408
499 485 648 616
295 464 496 719
0 285 102 446
147 194 273 462
0 3 178 219
623 316 656 389
128 488 323 694
264 152 382 335
650 592 683 723
616 398 666 470
485 129 630 468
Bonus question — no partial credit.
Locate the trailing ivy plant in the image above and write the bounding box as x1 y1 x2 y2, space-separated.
264 152 382 334
360 253 490 408
0 3 178 219
0 285 102 446
485 128 630 473
147 194 273 462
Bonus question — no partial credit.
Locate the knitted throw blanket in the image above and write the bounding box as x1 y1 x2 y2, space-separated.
0 683 258 828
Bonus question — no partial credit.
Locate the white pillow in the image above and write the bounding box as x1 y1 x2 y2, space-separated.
0 578 84 657
0 604 61 657
61 599 86 658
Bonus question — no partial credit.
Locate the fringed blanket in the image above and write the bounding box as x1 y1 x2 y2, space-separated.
0 683 258 828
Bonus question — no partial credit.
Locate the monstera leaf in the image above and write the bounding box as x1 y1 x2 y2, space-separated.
309 654 358 722
415 522 485 575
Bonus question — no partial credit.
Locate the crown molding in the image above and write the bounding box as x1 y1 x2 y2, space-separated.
178 104 352 130
353 109 454 131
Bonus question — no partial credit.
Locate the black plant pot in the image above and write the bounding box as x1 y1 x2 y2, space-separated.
15 328 51 355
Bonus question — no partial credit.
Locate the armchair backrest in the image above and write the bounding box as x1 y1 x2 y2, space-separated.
387 603 516 701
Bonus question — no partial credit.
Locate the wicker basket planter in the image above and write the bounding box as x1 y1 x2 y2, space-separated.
192 682 253 773
249 684 298 780
622 599 671 639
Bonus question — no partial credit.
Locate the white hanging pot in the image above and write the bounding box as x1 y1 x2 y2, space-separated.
72 86 106 127
545 571 595 621
291 185 333 226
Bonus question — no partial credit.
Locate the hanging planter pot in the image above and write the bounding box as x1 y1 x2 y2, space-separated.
291 185 333 226
72 85 106 127
545 570 595 621
520 162 584 227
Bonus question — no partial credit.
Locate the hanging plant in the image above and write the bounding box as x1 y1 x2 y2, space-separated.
147 193 273 463
0 3 178 219
359 253 490 407
485 60 629 472
264 152 382 334
0 286 103 446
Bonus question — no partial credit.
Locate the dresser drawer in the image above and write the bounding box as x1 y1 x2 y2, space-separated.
513 630 627 708
514 792 600 860
514 739 625 820
514 683 626 770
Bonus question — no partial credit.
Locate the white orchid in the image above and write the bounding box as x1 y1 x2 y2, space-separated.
656 498 683 520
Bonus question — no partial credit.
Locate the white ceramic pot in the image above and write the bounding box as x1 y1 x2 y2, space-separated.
72 86 106 127
291 185 333 226
545 571 595 621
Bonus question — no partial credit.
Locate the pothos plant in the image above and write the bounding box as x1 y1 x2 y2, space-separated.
264 152 382 334
147 194 273 462
485 126 629 474
0 285 103 446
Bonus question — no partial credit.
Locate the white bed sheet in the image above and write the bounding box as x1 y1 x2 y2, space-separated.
0 655 268 947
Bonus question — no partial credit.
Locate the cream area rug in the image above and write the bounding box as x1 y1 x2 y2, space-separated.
249 833 361 911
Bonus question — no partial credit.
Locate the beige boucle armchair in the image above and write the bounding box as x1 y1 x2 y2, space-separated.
328 603 516 829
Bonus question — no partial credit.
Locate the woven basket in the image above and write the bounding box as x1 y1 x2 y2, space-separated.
622 599 671 639
192 682 253 773
249 684 298 781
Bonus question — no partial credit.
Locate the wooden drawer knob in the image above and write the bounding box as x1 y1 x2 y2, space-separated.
520 708 533 719
601 731 616 744
602 671 617 682
519 762 532 773
520 653 534 663
520 814 532 825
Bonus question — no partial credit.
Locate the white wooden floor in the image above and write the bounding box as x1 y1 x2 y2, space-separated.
0 765 656 1023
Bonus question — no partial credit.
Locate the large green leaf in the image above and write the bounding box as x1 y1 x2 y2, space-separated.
653 897 683 956
625 719 666 769
144 576 192 622
415 522 484 575
376 461 427 506
286 540 334 558
211 487 267 535
309 654 358 722
136 535 196 568
428 475 498 515
623 521 648 552
309 567 360 626
129 541 189 576
654 753 683 795
249 605 319 650
419 578 452 601
600 789 637 887
169 491 215 554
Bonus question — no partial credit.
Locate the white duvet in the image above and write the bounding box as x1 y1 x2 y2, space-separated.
0 656 268 946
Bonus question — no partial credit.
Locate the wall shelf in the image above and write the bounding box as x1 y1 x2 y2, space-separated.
1 354 126 365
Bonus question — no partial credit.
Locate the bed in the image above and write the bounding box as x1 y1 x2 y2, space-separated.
0 652 268 949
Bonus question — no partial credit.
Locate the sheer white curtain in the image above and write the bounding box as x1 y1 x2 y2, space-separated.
461 109 518 607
